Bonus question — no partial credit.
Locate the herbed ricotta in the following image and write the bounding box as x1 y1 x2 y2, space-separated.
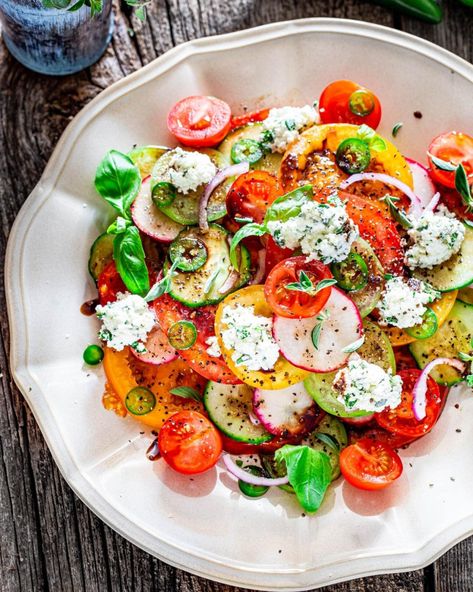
261 105 318 153
205 335 222 358
405 205 465 269
163 147 216 194
378 276 439 329
220 304 280 371
333 355 403 413
96 293 156 351
266 198 359 264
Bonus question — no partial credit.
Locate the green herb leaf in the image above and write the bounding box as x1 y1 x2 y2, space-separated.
458 351 473 363
286 275 337 296
341 335 365 354
392 122 403 138
466 375 473 387
95 150 141 218
429 154 457 172
144 259 180 302
169 386 202 402
380 194 413 229
357 124 386 152
113 226 149 295
67 0 86 10
314 432 340 451
369 136 387 152
311 322 323 350
274 445 332 513
107 216 132 235
264 185 313 225
230 223 266 268
455 164 473 211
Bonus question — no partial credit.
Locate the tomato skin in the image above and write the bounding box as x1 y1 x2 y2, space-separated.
167 96 231 147
264 256 333 318
340 438 403 490
264 236 294 278
227 170 280 224
158 411 222 475
428 131 473 188
97 261 126 305
349 427 417 450
376 369 442 438
319 80 382 129
230 108 270 130
440 187 473 222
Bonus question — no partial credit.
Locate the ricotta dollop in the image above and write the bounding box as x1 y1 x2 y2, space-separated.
163 147 217 194
378 277 439 329
261 105 318 153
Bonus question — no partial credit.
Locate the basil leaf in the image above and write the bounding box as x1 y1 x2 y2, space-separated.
145 259 179 302
264 185 313 225
113 226 149 295
95 150 141 218
107 216 132 235
429 154 457 172
392 122 403 138
455 164 473 210
230 223 266 268
169 386 202 402
274 445 332 513
67 0 86 10
466 375 473 387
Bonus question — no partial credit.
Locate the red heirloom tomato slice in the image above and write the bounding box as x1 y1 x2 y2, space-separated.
428 131 473 188
158 410 222 474
230 108 270 130
97 261 126 305
167 96 231 147
154 295 240 384
375 369 442 438
319 80 382 129
349 427 418 450
226 170 280 224
264 236 294 278
440 187 473 223
264 256 333 318
340 438 403 490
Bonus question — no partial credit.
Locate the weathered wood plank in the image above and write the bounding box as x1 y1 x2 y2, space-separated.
0 1 472 591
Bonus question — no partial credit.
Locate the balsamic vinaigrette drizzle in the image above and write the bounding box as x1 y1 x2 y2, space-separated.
80 298 99 316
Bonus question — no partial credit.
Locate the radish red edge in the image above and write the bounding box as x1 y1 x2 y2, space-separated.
406 157 436 209
131 323 177 366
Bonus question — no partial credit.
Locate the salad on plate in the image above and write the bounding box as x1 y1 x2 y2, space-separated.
83 80 473 514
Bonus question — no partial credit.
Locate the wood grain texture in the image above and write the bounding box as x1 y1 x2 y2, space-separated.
0 1 472 591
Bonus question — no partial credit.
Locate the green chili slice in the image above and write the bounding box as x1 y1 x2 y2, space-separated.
167 320 198 350
405 308 438 340
231 139 264 165
336 138 371 174
238 466 269 498
332 253 369 292
169 236 208 272
348 89 375 117
125 387 156 415
83 344 104 365
152 181 177 207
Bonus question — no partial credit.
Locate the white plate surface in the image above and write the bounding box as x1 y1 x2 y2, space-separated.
6 18 473 591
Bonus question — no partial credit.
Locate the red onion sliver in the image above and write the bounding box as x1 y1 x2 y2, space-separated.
218 269 239 294
412 358 466 420
223 454 289 487
423 192 441 214
199 162 250 231
249 249 266 285
339 172 423 217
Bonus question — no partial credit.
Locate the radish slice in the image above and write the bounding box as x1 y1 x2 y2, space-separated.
273 288 363 373
131 177 183 242
131 324 177 365
340 171 423 217
223 454 289 486
253 382 317 437
199 162 249 231
341 413 375 426
413 358 465 420
406 158 437 209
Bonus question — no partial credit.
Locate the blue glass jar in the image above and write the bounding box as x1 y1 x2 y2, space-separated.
0 0 114 76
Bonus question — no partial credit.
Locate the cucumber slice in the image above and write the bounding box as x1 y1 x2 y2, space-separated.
302 416 348 480
303 319 396 418
458 288 473 305
129 145 168 179
151 148 231 225
204 381 272 444
412 225 473 292
218 123 282 175
409 299 473 385
88 232 114 283
166 224 251 307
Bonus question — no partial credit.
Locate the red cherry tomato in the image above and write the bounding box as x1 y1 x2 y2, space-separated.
97 261 126 305
340 438 403 490
319 80 382 129
264 256 333 319
230 108 270 130
428 131 473 188
263 236 294 278
375 369 442 438
158 411 222 474
227 170 280 224
167 96 231 147
440 187 473 223
349 427 418 450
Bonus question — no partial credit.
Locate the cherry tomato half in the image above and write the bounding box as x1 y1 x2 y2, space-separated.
97 261 126 305
227 170 280 224
340 438 403 490
167 96 231 148
264 256 333 319
319 80 382 129
375 369 442 438
428 131 473 188
230 108 270 130
158 410 222 474
440 187 473 223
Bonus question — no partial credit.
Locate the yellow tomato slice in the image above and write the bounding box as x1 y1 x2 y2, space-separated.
385 290 458 347
214 285 309 390
103 347 205 429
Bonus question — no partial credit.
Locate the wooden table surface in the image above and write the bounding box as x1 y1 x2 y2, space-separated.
1 1 473 591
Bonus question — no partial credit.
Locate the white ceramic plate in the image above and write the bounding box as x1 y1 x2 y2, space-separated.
6 18 473 591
